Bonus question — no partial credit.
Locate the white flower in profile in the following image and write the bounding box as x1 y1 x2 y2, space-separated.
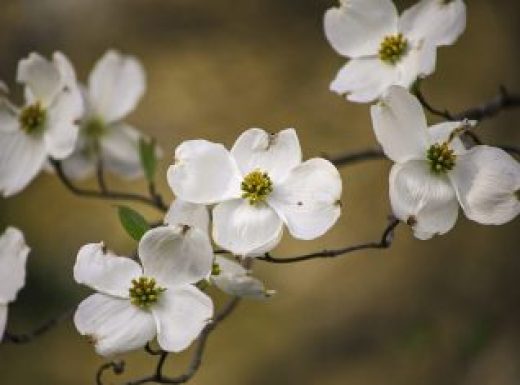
324 0 466 103
211 256 275 300
0 52 83 196
73 224 214 356
0 227 30 340
167 128 343 257
61 50 157 181
165 199 274 299
371 86 520 239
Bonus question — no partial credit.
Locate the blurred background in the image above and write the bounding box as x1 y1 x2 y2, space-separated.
1 0 519 384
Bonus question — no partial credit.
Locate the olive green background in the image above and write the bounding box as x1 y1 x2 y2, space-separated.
1 0 519 384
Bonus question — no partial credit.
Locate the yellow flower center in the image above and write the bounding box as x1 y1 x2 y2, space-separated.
19 103 46 134
129 276 165 309
241 169 273 205
84 117 105 139
427 142 456 173
379 33 408 65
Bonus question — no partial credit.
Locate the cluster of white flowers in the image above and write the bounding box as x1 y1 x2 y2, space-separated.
0 50 157 197
0 0 519 369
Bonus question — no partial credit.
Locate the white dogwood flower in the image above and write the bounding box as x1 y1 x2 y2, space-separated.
61 50 157 180
167 128 342 256
371 86 520 239
0 52 83 196
324 0 466 103
0 227 30 340
211 256 275 299
165 199 274 298
73 224 214 356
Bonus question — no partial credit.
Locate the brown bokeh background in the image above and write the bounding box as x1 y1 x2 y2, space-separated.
1 0 519 384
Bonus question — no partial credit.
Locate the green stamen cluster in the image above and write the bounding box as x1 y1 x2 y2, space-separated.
379 33 408 65
241 169 273 205
19 103 46 134
84 118 105 139
427 142 456 173
129 277 165 309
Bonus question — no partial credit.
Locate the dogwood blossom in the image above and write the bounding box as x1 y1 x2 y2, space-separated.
324 0 466 103
371 86 520 239
165 199 274 298
211 256 275 299
61 50 157 180
0 227 30 340
73 224 214 356
167 128 342 256
0 52 83 196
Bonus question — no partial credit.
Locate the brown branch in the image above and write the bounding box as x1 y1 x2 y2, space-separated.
96 297 240 385
2 307 74 344
97 361 125 385
258 216 400 264
50 159 168 212
413 84 520 122
327 147 386 167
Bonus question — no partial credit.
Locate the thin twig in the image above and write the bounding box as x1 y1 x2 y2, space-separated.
122 297 240 385
97 361 125 385
414 84 520 122
413 86 454 120
258 217 400 264
96 159 108 194
3 307 74 344
327 148 386 167
50 159 168 212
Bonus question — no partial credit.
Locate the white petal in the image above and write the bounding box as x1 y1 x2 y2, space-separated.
389 160 459 239
139 225 213 288
247 228 284 257
0 99 18 133
52 52 79 91
74 293 156 357
400 0 466 47
370 85 429 162
212 256 273 299
0 130 47 197
0 227 29 304
268 158 342 240
450 146 520 225
74 243 142 298
88 50 146 123
428 121 467 154
212 200 283 257
397 40 437 88
331 57 399 103
0 304 7 340
100 123 144 180
17 53 61 105
60 146 96 181
324 0 399 58
164 200 210 234
44 88 82 159
152 286 213 353
230 128 302 183
167 140 242 204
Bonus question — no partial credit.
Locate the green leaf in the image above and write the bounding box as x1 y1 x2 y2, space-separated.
117 206 150 241
139 137 158 182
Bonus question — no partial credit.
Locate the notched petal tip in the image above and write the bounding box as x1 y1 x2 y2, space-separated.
406 215 417 227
